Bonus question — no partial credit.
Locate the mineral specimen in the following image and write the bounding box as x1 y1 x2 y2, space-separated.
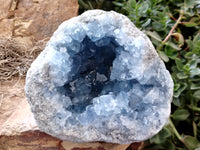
25 10 174 144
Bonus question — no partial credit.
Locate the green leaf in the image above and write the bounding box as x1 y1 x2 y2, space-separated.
166 41 181 50
190 17 200 23
186 40 194 50
172 98 181 107
146 31 162 41
185 0 196 8
129 0 137 8
165 46 178 59
183 136 200 150
150 127 171 144
185 52 195 59
183 22 198 27
138 2 149 15
175 58 184 71
188 105 200 112
161 127 171 138
177 72 188 79
193 90 200 99
191 83 200 90
172 109 190 121
193 122 197 138
163 140 176 150
142 18 151 28
190 68 200 76
193 33 200 43
188 60 198 69
158 51 169 62
78 0 89 9
152 21 164 31
173 83 187 98
183 64 190 72
189 76 200 82
194 41 200 52
174 84 181 91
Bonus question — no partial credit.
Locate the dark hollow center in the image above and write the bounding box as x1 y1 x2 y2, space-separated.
58 36 118 114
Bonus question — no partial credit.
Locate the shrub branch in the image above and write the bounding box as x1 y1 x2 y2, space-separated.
163 14 183 43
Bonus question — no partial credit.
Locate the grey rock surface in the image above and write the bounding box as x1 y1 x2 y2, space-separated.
25 10 174 144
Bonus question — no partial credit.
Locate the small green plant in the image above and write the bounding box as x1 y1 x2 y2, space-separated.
115 0 200 149
78 0 200 149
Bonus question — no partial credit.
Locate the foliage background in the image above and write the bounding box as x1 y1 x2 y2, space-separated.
78 0 200 150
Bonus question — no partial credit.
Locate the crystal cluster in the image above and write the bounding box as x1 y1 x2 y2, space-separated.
25 10 174 144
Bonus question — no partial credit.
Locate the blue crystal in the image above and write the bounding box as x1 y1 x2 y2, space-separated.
25 10 174 144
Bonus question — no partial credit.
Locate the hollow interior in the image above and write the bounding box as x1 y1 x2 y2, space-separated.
58 36 120 114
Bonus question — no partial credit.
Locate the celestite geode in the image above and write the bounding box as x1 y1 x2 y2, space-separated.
25 10 174 144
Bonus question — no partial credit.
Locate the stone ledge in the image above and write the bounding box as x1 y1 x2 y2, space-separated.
0 78 144 150
0 130 131 150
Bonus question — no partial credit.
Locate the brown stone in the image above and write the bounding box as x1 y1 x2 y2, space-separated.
13 0 79 40
0 0 79 47
130 142 144 150
0 130 130 150
0 78 38 135
0 130 65 150
0 0 12 19
61 141 130 150
0 19 14 36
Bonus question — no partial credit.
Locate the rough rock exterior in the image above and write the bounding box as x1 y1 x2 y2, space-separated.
25 10 174 144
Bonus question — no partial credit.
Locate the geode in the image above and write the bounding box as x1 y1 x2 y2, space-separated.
25 10 174 144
